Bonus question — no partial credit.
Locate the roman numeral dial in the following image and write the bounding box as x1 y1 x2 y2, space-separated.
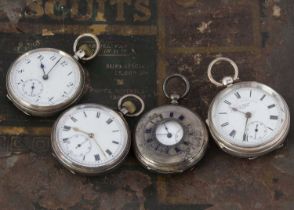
134 103 209 173
210 83 288 150
52 104 130 175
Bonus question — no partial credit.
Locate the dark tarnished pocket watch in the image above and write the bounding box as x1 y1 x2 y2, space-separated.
6 33 100 117
134 74 209 174
51 94 145 175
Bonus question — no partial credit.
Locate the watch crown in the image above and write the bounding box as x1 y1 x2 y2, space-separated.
120 100 137 115
222 76 234 86
79 44 94 58
170 93 180 104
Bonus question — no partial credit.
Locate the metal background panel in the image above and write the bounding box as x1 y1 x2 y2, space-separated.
0 0 293 209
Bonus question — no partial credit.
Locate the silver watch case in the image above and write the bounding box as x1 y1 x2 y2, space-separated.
51 104 131 176
6 48 87 117
134 104 209 174
207 81 290 158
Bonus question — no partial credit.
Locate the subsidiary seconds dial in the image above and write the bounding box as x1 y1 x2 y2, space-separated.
21 79 43 97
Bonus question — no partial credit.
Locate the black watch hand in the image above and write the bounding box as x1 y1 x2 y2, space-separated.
30 82 35 95
40 63 48 80
254 124 259 139
242 112 251 141
163 123 169 132
43 56 63 79
76 139 88 149
158 114 171 134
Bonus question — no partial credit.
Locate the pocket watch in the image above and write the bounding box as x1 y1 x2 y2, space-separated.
51 94 145 175
206 57 290 158
134 74 209 174
6 33 100 117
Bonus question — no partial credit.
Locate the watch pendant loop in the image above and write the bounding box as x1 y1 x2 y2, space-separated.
207 57 239 87
73 33 100 61
163 74 190 103
118 94 145 117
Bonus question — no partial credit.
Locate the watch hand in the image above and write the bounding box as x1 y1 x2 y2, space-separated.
243 133 248 142
75 139 88 149
243 118 249 140
242 112 252 141
31 82 35 95
72 127 106 158
40 63 47 80
254 124 259 139
44 56 63 79
231 107 247 115
92 137 107 158
163 123 171 133
72 127 94 138
158 114 171 134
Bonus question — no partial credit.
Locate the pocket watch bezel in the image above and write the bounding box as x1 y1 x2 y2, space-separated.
51 103 131 175
207 81 290 158
134 104 209 174
6 48 86 117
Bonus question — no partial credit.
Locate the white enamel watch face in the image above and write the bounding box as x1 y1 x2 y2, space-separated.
208 81 290 156
51 104 130 175
155 120 184 146
6 48 85 116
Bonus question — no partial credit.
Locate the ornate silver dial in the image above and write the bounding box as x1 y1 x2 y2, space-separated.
134 74 208 174
51 104 130 175
134 105 208 174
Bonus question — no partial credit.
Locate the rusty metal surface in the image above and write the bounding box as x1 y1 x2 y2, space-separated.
0 0 293 209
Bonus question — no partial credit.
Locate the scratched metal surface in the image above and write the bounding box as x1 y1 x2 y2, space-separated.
0 0 293 210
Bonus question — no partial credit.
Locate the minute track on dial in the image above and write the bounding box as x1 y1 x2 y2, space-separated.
207 57 290 158
52 105 129 173
212 86 284 146
51 94 144 175
7 48 83 113
6 33 100 117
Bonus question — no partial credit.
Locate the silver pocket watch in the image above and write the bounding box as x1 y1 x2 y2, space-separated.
51 94 145 175
134 74 209 174
206 57 290 158
6 33 100 117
